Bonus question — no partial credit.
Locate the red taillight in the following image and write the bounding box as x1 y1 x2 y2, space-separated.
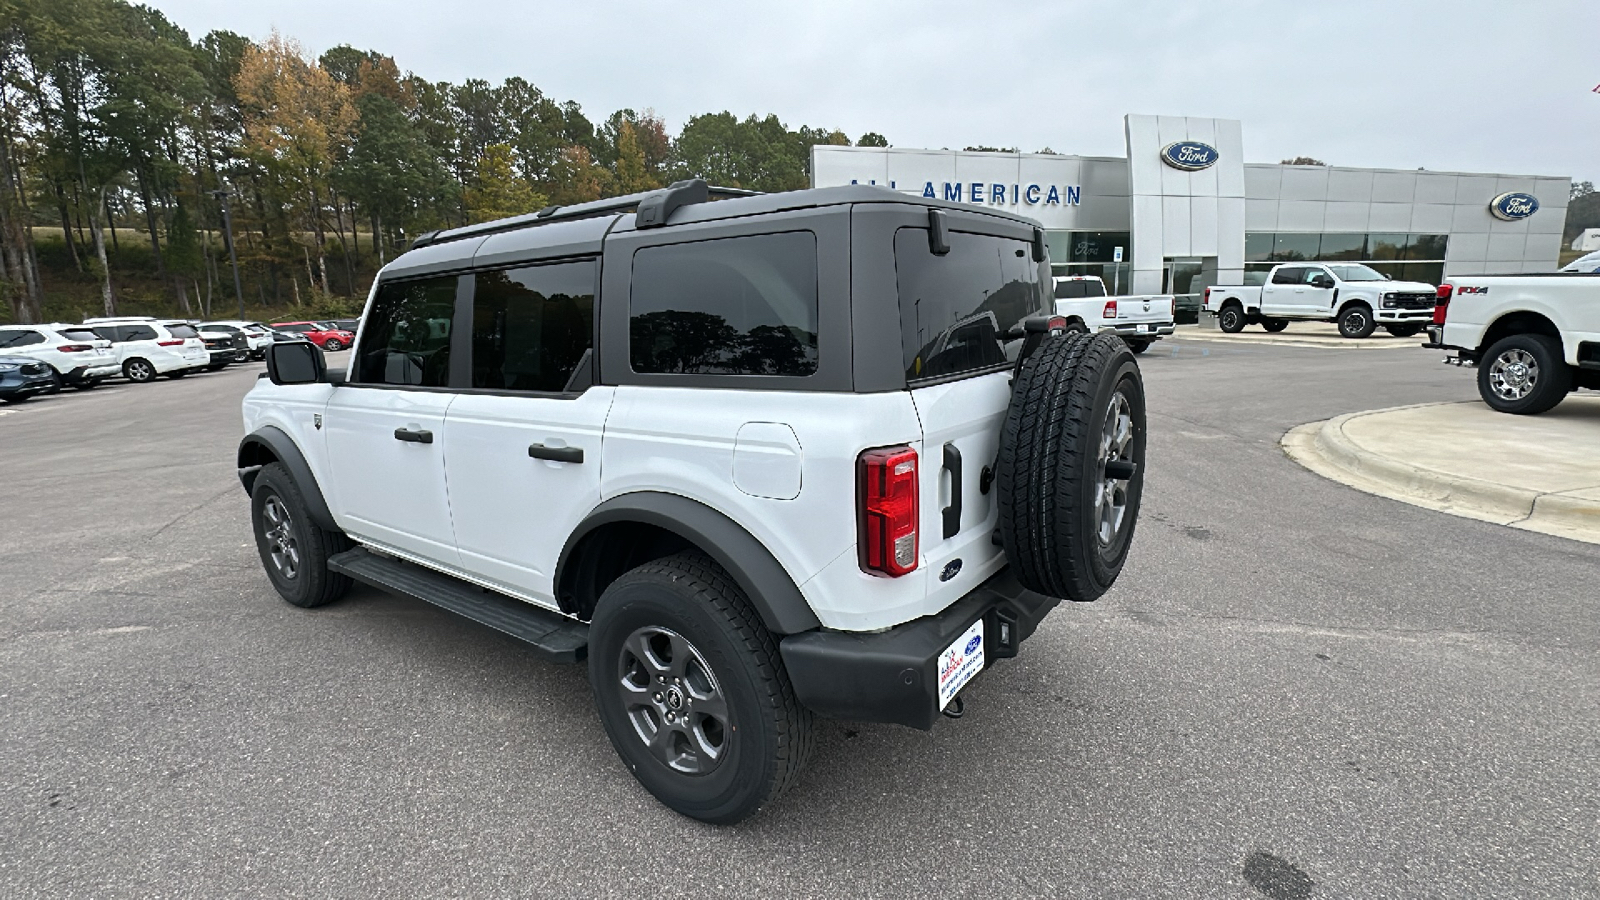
157 339 184 346
858 446 919 577
1103 300 1118 319
1046 315 1067 332
57 343 91 352
1433 284 1453 325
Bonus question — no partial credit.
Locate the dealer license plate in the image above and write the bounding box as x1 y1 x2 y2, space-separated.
1137 324 1151 333
937 619 985 709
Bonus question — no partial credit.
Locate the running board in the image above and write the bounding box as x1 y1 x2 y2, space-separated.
328 547 588 662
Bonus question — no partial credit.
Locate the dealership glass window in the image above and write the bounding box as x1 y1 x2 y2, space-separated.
472 260 595 393
630 231 818 377
1046 230 1130 264
1052 263 1133 295
1242 233 1448 285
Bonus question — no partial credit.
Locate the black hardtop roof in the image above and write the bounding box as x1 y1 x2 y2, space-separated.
381 182 1043 277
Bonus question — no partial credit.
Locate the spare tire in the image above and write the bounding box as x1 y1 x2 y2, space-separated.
996 333 1146 603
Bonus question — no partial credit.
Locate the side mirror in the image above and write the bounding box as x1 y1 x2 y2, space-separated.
1313 277 1334 289
264 340 327 385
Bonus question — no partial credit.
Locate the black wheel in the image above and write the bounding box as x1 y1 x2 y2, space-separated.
323 338 343 352
70 377 102 391
1262 319 1289 333
123 358 156 383
1477 334 1571 415
164 370 188 379
234 349 249 362
1218 304 1246 333
1063 320 1089 335
1 393 30 403
1337 304 1376 338
1126 339 1151 355
250 462 352 608
1384 324 1423 338
996 333 1146 603
41 368 62 394
589 552 813 825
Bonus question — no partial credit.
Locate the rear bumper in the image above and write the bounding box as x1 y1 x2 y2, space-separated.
1102 322 1175 339
779 568 1061 730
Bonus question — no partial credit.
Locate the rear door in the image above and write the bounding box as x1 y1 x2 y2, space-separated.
894 211 1052 609
444 259 612 606
1260 266 1304 315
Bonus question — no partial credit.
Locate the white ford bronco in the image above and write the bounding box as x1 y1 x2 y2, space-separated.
239 181 1146 823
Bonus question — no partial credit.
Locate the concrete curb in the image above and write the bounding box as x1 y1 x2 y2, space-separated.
1173 331 1418 351
1281 402 1600 546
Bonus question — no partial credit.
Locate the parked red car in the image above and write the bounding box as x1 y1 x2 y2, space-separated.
270 321 356 351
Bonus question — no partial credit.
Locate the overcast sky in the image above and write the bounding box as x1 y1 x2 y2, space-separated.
148 0 1596 184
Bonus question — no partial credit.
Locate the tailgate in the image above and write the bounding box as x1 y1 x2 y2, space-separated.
1114 296 1174 323
910 372 1011 612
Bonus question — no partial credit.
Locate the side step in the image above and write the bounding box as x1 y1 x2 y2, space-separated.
328 547 588 663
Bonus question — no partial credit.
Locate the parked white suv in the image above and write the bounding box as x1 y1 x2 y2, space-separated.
1205 263 1436 338
238 182 1147 823
0 323 120 390
1426 272 1600 413
82 317 210 382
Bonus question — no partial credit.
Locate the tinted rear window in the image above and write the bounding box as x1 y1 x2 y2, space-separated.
630 231 818 377
58 329 100 341
165 324 199 339
896 228 1048 382
1054 279 1106 300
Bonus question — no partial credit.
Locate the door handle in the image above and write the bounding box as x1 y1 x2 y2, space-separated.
942 443 962 539
528 443 583 464
393 427 433 444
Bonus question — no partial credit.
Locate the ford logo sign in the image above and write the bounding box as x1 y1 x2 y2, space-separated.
964 634 982 655
1489 191 1539 221
1161 141 1219 171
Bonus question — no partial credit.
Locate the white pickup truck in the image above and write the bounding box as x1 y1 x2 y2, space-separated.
1426 273 1600 414
1203 262 1436 339
1053 275 1175 354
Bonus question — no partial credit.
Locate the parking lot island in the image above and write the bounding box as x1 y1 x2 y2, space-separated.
1283 397 1600 544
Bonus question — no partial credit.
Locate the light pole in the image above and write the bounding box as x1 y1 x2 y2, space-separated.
210 189 245 319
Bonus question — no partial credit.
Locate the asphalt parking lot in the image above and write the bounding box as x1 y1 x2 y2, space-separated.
3 340 1596 898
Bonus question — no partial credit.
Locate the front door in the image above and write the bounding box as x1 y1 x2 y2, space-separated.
325 273 462 566
1299 265 1337 316
444 260 610 606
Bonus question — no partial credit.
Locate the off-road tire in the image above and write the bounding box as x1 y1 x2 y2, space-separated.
1262 319 1289 333
123 358 156 383
1338 304 1376 339
1477 333 1571 415
250 462 352 608
996 332 1146 603
1218 304 1246 333
1383 324 1423 338
589 552 813 825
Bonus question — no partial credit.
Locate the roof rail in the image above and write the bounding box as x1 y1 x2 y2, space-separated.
409 180 760 251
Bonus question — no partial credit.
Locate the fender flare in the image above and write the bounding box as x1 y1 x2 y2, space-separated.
237 425 338 531
556 491 822 635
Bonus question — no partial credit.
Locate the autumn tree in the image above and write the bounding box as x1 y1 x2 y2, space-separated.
235 31 356 295
463 143 545 224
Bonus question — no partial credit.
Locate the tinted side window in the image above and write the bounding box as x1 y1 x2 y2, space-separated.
59 328 101 341
1270 267 1303 285
277 324 309 333
165 324 199 339
630 231 818 376
472 261 595 393
896 228 1047 382
123 325 157 341
0 330 43 348
354 276 457 387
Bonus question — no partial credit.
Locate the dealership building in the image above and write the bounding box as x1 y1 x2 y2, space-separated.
811 114 1571 296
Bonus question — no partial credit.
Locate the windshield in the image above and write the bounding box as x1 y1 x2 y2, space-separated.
1326 264 1390 282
